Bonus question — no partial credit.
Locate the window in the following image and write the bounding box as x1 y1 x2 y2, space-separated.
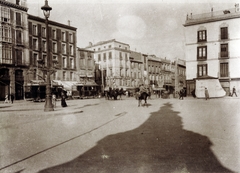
16 49 23 65
53 42 57 53
70 58 74 69
197 64 207 77
1 7 10 23
119 52 122 60
42 27 46 37
16 30 22 45
125 53 128 61
70 72 73 80
42 40 46 52
103 53 106 61
69 45 73 55
109 52 112 59
198 30 207 42
1 26 11 42
63 57 67 68
220 62 229 77
62 32 65 41
109 45 111 48
62 44 66 54
16 12 22 26
221 27 228 39
33 53 38 66
42 54 46 65
69 33 73 42
1 44 12 64
33 25 37 36
52 29 56 39
63 71 66 80
98 54 101 61
220 44 228 57
33 38 38 50
197 46 207 60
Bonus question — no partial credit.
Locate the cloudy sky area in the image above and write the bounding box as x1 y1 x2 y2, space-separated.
27 0 238 60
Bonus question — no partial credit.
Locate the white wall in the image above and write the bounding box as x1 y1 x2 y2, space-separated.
185 17 240 80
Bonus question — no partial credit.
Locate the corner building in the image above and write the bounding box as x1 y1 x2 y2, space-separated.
27 14 77 95
85 39 131 88
184 4 240 96
0 0 28 100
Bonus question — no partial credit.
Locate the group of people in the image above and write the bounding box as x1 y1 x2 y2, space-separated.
4 93 14 104
52 90 68 108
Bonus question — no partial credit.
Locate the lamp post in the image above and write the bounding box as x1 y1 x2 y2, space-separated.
41 0 53 111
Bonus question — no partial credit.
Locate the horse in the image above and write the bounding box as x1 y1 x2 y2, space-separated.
105 87 119 100
135 87 149 107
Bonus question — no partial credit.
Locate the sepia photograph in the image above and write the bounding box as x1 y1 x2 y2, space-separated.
0 0 239 172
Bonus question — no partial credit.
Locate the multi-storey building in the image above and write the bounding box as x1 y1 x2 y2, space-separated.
129 51 144 87
147 55 162 87
76 48 95 84
184 4 240 96
85 39 131 88
27 14 77 94
173 59 186 93
0 0 28 100
160 57 174 92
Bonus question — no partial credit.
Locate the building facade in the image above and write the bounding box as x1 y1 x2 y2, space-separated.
0 0 29 100
85 39 131 88
174 58 186 93
184 4 240 96
28 14 77 93
129 51 144 87
76 48 96 85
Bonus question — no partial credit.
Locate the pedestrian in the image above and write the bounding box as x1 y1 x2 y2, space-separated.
205 87 209 100
4 94 9 103
61 90 67 107
231 86 237 97
179 88 185 100
52 93 56 108
10 93 14 104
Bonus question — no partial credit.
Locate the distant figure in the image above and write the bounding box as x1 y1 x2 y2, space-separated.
205 88 209 100
52 93 56 108
4 94 9 103
191 89 196 98
10 93 14 104
179 88 185 100
231 86 237 97
61 90 67 107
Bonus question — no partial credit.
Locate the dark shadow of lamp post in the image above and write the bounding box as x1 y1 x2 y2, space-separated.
41 0 53 112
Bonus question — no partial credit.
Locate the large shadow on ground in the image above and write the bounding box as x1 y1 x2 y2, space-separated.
39 103 232 173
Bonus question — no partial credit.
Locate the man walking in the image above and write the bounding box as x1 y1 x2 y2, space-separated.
179 88 185 100
231 86 237 97
10 93 14 104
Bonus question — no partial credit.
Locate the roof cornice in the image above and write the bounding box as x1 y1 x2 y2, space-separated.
0 0 28 12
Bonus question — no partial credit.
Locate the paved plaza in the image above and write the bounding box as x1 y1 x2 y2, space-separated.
0 96 239 173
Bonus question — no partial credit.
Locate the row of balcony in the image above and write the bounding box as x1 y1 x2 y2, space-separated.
197 52 230 60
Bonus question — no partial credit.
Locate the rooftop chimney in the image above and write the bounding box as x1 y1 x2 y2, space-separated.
68 20 71 26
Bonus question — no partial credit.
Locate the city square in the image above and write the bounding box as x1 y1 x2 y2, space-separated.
0 96 239 173
1 0 240 173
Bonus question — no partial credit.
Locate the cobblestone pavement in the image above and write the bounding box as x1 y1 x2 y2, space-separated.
0 96 239 173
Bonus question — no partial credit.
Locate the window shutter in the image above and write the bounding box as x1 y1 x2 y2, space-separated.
38 24 41 37
29 36 32 49
29 22 32 35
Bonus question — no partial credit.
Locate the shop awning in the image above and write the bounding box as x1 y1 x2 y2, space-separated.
53 80 78 90
30 80 46 85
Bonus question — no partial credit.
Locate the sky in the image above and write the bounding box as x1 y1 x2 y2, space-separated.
27 0 239 60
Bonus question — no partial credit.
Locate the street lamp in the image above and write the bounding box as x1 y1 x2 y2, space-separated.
41 0 53 111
